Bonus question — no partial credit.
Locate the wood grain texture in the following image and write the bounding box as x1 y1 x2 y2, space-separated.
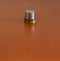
0 0 60 61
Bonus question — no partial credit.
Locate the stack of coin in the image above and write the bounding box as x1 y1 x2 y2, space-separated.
24 10 36 24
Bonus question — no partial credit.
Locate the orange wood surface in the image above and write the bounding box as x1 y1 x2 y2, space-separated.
0 0 60 61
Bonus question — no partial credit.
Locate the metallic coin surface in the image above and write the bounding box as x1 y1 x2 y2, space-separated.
24 10 36 24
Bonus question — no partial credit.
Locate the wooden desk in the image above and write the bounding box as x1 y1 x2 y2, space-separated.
0 0 60 61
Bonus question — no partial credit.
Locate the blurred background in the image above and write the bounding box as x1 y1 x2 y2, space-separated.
0 0 60 61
